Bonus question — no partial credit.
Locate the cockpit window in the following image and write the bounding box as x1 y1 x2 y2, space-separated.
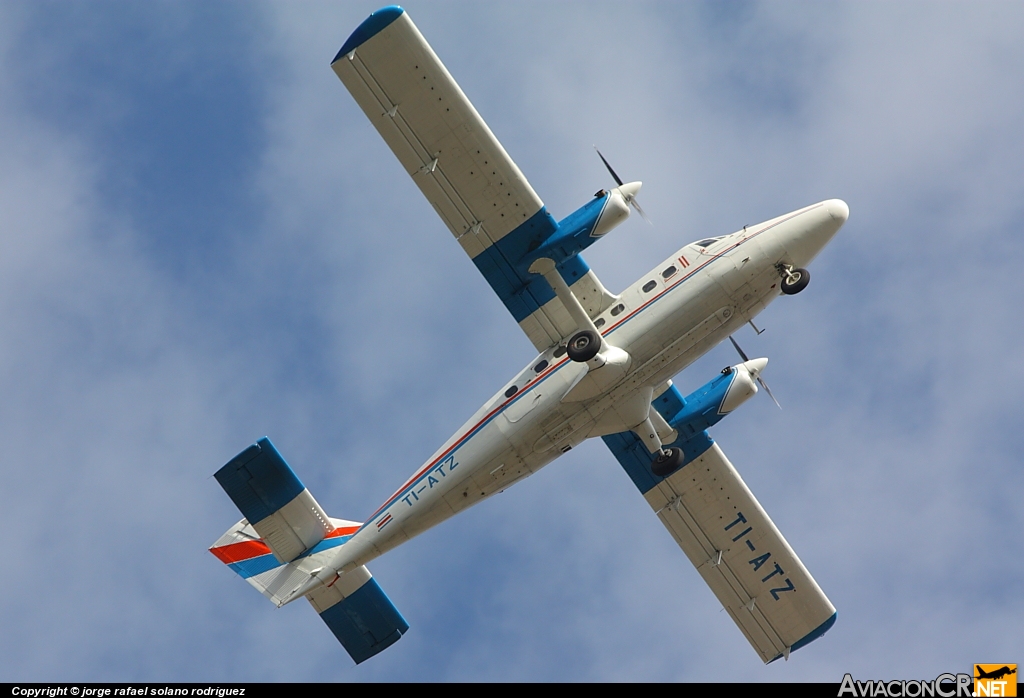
696 238 720 247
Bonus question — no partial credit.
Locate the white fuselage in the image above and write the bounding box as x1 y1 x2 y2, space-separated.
327 199 849 575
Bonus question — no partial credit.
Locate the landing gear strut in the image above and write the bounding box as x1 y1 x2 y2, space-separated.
652 447 684 477
779 264 810 295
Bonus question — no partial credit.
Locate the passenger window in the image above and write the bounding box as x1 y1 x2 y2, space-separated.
610 304 625 317
553 345 567 358
504 385 518 398
594 318 606 328
534 360 548 373
662 266 677 279
642 280 656 293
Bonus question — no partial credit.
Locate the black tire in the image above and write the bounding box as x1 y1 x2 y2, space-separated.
652 447 684 477
780 267 810 295
566 330 601 362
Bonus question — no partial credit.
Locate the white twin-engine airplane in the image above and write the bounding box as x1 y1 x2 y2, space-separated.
210 6 849 666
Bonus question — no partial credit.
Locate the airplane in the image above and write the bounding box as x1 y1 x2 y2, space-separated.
975 667 1017 681
209 5 848 666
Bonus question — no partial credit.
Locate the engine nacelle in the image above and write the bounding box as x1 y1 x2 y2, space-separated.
667 359 767 440
519 182 640 271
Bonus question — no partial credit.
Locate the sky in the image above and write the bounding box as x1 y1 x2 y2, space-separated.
1 0 1022 683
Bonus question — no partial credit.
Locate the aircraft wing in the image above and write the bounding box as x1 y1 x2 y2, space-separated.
602 386 836 663
331 8 617 351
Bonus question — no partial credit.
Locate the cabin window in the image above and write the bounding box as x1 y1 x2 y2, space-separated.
504 385 518 398
610 304 625 317
553 345 567 358
594 318 606 328
662 266 677 279
642 280 657 293
534 360 548 373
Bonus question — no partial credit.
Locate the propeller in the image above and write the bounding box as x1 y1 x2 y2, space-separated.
728 336 782 409
595 146 651 224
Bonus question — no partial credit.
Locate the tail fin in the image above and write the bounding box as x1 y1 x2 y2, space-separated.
210 437 408 664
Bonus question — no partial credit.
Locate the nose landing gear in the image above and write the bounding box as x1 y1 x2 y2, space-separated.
778 264 810 295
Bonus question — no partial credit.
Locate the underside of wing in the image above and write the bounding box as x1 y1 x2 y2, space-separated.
603 384 836 663
331 8 617 351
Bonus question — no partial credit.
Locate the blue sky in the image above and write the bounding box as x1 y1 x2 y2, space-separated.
1 0 1022 682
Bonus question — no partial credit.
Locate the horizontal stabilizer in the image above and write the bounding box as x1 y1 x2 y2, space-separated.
308 572 410 665
214 437 334 563
210 517 360 606
211 439 409 662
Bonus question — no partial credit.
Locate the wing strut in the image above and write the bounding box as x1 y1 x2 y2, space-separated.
528 257 603 342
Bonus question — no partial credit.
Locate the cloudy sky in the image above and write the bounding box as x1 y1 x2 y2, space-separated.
1 0 1021 683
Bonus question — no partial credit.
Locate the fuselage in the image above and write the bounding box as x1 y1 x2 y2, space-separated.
327 199 849 575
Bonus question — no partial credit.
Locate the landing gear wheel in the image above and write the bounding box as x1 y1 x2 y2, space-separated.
780 267 810 295
652 447 684 478
566 330 600 362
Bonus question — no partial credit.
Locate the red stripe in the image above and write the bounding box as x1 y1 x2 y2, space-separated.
325 525 360 538
210 539 271 564
210 525 360 564
361 204 821 527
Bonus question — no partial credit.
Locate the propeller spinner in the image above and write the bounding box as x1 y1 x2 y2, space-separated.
728 336 781 409
595 147 651 224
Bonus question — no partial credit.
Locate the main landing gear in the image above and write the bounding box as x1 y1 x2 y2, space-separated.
566 329 601 362
779 264 810 295
652 447 684 477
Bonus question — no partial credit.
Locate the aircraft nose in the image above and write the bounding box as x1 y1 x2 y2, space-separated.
772 199 849 270
826 199 849 224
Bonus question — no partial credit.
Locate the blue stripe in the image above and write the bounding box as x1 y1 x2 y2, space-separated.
471 207 597 323
227 535 355 580
319 577 409 664
602 383 716 494
602 428 714 495
362 358 570 528
333 6 404 62
365 205 825 524
602 204 823 339
214 438 305 526
653 383 687 424
229 554 280 579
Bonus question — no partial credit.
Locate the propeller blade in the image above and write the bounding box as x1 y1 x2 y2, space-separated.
758 377 782 410
728 336 749 362
631 197 652 225
594 146 624 186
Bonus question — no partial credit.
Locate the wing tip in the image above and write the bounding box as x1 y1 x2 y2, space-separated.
767 610 838 663
333 6 405 64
